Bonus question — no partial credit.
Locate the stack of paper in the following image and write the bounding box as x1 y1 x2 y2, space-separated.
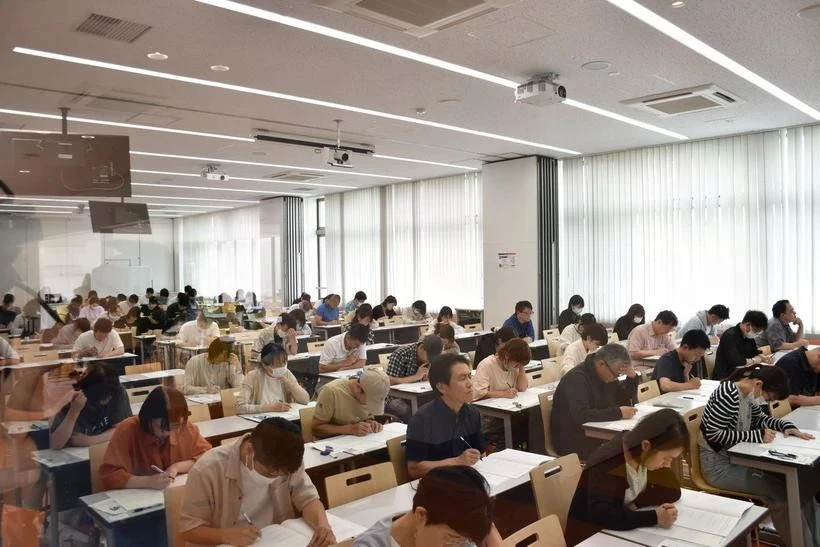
186 393 222 405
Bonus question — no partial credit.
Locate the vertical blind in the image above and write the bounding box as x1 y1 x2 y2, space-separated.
560 124 820 332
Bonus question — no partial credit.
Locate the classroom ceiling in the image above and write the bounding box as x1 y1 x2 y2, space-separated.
1 0 819 217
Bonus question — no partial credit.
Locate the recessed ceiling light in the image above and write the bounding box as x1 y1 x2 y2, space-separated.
670 1 685 8
147 52 168 60
210 64 230 71
582 61 612 71
608 71 621 77
12 47 579 155
797 4 820 19
0 203 76 209
438 98 461 104
18 169 31 174
606 0 820 120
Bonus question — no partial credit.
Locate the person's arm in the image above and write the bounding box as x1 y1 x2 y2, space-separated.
49 401 82 450
407 452 476 480
658 377 701 393
301 499 336 547
515 364 528 392
526 321 535 341
236 374 263 414
70 429 115 447
627 331 657 359
282 372 309 404
388 367 427 385
100 345 124 358
285 330 298 355
318 355 364 373
629 346 662 359
311 418 364 438
312 310 328 327
228 355 244 388
788 394 820 407
166 459 196 477
585 462 665 531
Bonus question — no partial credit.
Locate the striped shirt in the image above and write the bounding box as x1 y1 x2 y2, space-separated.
700 381 795 451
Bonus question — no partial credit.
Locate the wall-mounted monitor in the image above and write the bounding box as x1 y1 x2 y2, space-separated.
0 132 131 197
89 201 151 234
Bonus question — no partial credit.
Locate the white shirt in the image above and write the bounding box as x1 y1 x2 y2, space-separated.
78 304 105 325
259 372 285 406
117 301 132 316
624 463 648 505
560 338 589 376
319 332 366 364
559 324 581 349
239 465 276 528
176 320 220 345
73 329 124 355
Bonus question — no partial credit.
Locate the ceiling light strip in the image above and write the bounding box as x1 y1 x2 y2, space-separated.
0 203 78 209
0 196 87 203
563 99 688 140
132 182 309 196
606 0 820 120
144 202 230 209
132 194 257 203
0 210 73 214
371 154 479 170
13 47 579 155
194 0 520 89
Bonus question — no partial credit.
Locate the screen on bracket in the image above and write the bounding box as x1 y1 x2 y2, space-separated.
88 201 151 234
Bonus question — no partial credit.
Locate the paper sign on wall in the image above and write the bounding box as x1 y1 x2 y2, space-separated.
498 252 517 269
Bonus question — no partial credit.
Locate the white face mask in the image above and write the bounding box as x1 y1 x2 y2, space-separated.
744 330 758 339
572 306 583 314
269 366 287 378
633 316 643 324
242 452 277 485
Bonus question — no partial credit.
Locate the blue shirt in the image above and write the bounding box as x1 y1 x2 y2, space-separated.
315 303 339 322
502 313 535 339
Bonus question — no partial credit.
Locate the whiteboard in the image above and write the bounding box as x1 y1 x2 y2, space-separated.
91 265 152 296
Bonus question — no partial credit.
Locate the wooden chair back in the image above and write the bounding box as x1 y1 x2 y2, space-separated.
164 485 185 547
637 380 660 402
527 369 554 387
759 345 772 356
537 391 558 457
542 328 559 339
608 332 619 343
384 317 401 325
378 353 391 366
769 399 791 419
126 385 157 404
124 362 162 375
704 352 716 380
89 441 110 493
386 435 409 485
464 323 483 332
188 404 211 423
529 454 582 531
300 405 316 442
325 462 398 508
220 388 238 417
500 515 566 547
307 341 325 353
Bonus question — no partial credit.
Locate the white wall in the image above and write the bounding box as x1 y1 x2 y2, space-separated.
482 157 540 333
1 213 174 304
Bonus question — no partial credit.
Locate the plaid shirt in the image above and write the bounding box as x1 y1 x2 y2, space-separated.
386 343 420 378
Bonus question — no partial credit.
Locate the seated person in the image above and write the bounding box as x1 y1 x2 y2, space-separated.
252 312 298 356
50 363 131 449
312 368 390 439
406 354 485 480
312 294 341 326
560 322 608 376
102 297 122 324
472 327 515 368
0 293 21 327
66 295 83 321
775 346 820 407
347 304 375 345
100 386 211 490
384 336 443 421
372 295 398 322
559 312 597 350
678 304 729 342
613 303 645 342
318 324 369 373
287 292 312 311
183 337 244 395
236 343 309 414
180 417 336 547
78 295 105 325
713 310 770 380
652 329 710 393
177 313 221 346
403 300 430 323
353 466 502 547
140 296 166 333
72 318 124 358
501 300 535 342
157 288 170 306
0 337 21 365
627 310 678 360
557 294 585 333
473 338 530 400
566 409 687 545
119 293 139 316
759 299 809 352
164 293 193 331
139 287 154 306
438 324 460 355
551 343 639 460
114 306 141 330
427 306 464 335
291 308 312 336
344 291 367 315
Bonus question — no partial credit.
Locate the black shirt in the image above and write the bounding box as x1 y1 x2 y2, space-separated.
50 385 132 437
775 348 820 400
558 308 579 334
713 324 760 380
0 307 19 327
372 304 396 321
652 350 703 392
614 315 642 342
405 397 485 462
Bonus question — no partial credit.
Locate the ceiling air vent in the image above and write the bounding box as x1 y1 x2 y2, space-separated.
311 0 518 37
622 85 744 117
268 172 324 183
76 13 152 43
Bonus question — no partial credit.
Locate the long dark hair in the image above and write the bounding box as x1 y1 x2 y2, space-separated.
727 364 790 400
623 408 688 461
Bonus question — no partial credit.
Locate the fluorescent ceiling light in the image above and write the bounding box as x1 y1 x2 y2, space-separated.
0 107 253 142
132 169 334 190
0 209 72 214
564 99 688 140
132 182 309 197
0 196 87 203
195 0 519 88
0 203 77 209
606 0 820 120
144 203 230 209
371 154 478 170
133 194 257 204
13 47 579 155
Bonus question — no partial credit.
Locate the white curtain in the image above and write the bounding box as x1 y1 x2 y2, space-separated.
560 124 820 332
302 197 320 297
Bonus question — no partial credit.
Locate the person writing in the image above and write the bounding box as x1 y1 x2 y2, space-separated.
652 329 709 393
472 338 530 400
560 323 608 376
252 312 299 356
712 310 770 380
177 312 221 346
179 417 336 547
372 295 398 322
501 301 535 342
72 318 125 358
182 337 244 395
312 294 341 326
627 311 678 360
236 343 309 414
317 324 369 373
384 336 443 421
311 369 390 439
775 346 820 408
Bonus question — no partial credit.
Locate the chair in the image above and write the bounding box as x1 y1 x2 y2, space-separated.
188 404 211 423
537 391 558 457
500 514 566 547
542 328 559 339
704 352 716 379
300 406 315 442
637 380 660 403
759 345 772 356
527 369 554 387
529 454 582 531
547 339 564 360
538 360 562 383
386 435 409 485
18 349 58 362
325 462 398 508
89 441 110 493
384 317 401 325
608 332 619 343
307 341 325 353
126 385 158 404
378 353 391 366
220 388 238 417
464 323 483 332
124 362 162 375
164 485 185 547
769 398 791 419
220 436 243 446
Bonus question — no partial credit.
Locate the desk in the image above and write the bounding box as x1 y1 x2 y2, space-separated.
118 368 184 386
132 334 156 363
304 422 407 470
155 339 177 370
473 385 557 449
32 447 91 547
288 352 322 397
372 322 426 345
787 406 820 430
455 330 490 352
528 339 549 360
196 415 258 445
365 342 398 364
312 324 342 340
319 368 364 380
388 381 433 415
238 402 315 425
772 344 820 363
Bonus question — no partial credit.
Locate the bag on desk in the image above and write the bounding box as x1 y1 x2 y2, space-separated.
1 504 44 547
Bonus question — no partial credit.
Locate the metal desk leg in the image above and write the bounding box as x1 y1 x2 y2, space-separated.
47 468 59 547
503 415 513 450
410 394 419 415
783 467 803 547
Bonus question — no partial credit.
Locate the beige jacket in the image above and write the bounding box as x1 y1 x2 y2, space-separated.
236 368 309 414
179 434 319 547
182 353 244 395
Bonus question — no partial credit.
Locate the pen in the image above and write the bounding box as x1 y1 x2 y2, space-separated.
242 512 253 525
768 450 797 459
681 396 695 400
151 465 170 477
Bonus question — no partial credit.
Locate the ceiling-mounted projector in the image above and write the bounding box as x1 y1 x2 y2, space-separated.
326 147 353 168
515 72 567 106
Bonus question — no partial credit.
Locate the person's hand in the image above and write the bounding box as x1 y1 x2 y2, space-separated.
687 377 702 389
348 421 372 436
794 317 803 327
164 463 180 479
784 429 814 440
798 339 809 348
145 473 173 490
221 525 262 547
524 337 533 343
367 419 383 433
413 364 430 382
263 401 291 412
655 503 678 528
624 364 638 379
207 385 220 394
654 348 667 356
456 448 481 466
502 388 518 398
307 524 336 547
287 328 298 338
762 429 777 443
70 433 90 445
620 406 638 419
69 390 87 414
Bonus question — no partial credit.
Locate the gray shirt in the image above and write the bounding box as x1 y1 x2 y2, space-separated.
759 317 795 352
678 310 714 338
353 516 398 547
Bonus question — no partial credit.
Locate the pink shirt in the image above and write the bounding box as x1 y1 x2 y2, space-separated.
627 322 676 353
